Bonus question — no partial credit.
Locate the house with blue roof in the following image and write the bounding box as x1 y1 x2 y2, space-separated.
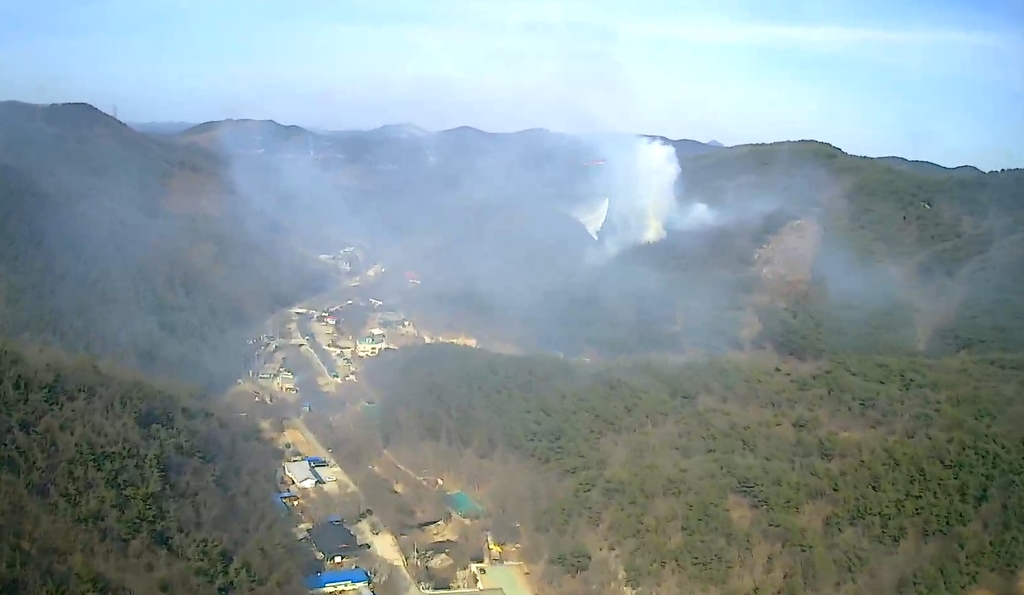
304 567 371 593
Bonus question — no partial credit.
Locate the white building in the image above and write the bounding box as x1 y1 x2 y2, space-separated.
284 461 318 489
356 341 382 358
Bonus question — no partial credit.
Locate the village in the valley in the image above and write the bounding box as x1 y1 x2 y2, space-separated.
233 242 531 595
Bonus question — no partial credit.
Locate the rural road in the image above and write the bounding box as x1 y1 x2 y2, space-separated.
288 390 422 595
264 280 424 594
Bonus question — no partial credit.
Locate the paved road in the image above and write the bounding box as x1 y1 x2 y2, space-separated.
297 316 346 378
256 276 431 595
278 345 336 413
288 418 357 494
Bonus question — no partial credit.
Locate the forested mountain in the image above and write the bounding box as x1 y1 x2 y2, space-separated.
515 139 1024 359
4 100 1022 595
356 141 1024 595
0 101 328 387
366 345 1024 595
0 101 325 595
677 141 1024 358
479 140 1024 358
0 343 305 594
176 119 1024 360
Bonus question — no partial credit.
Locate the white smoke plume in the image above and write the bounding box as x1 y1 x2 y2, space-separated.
575 135 719 260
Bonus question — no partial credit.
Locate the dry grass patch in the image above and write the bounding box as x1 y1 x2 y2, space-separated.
726 493 754 531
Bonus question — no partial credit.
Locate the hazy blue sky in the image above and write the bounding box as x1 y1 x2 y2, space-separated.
2 0 1022 169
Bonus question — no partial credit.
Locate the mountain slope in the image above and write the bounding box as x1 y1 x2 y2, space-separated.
180 119 316 155
0 101 327 386
130 121 198 135
0 102 316 595
10 103 1021 595
0 343 305 595
170 116 1024 360
366 345 1024 595
643 134 723 157
352 138 1024 594
667 141 1024 357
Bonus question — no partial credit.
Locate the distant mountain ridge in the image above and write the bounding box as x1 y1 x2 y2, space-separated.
373 122 431 138
129 115 1013 173
148 116 724 161
875 155 984 176
166 116 1017 174
129 120 197 135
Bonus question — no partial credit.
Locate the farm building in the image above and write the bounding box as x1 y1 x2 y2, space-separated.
444 490 484 519
274 491 300 509
304 567 371 593
284 460 318 489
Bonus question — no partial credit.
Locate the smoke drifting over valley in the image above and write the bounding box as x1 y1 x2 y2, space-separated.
2 0 1022 590
7 97 1017 371
126 113 1017 362
2 97 1024 595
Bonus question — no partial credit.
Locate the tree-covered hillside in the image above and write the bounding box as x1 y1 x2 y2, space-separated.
367 345 1024 595
0 103 322 594
677 141 1024 358
171 123 1024 361
357 138 1024 360
0 343 305 595
514 137 1024 361
0 101 328 386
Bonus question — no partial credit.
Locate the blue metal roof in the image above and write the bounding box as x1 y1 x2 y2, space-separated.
304 568 370 589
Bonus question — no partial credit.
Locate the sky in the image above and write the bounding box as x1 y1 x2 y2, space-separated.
1 0 1022 170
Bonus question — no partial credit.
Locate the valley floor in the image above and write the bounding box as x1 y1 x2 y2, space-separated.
232 263 540 595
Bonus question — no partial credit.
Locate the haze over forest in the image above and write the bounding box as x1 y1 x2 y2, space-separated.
1 96 1023 595
2 2 1023 595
